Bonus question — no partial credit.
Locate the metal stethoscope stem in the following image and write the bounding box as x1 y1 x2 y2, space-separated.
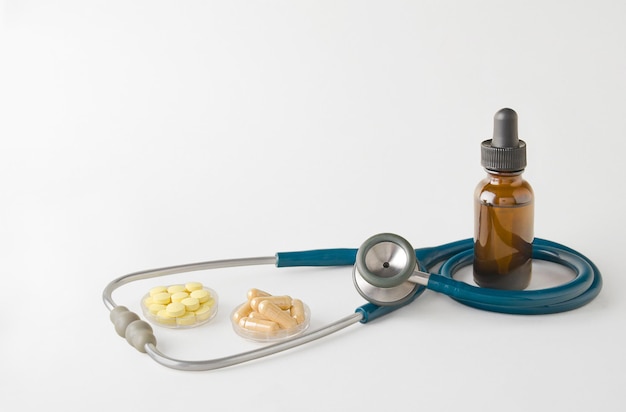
103 234 602 371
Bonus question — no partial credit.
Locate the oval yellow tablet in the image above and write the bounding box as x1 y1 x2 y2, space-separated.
170 291 189 303
195 303 212 321
149 286 168 296
190 289 210 303
166 302 185 317
156 309 176 325
152 292 171 305
185 282 203 292
167 284 186 294
148 303 166 314
181 297 200 312
176 312 196 326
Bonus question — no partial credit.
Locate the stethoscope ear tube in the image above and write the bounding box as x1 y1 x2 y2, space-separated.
276 249 358 267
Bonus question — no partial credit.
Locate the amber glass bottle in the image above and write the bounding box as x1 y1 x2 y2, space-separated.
474 108 534 290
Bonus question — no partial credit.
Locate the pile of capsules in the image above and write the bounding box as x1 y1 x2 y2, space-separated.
141 282 218 328
231 288 310 341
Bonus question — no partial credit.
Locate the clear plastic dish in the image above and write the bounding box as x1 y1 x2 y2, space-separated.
230 301 310 342
140 286 218 329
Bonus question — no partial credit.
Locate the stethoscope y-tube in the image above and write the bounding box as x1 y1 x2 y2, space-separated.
103 234 602 371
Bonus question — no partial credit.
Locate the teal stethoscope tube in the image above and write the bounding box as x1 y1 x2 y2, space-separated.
276 238 603 319
434 238 602 314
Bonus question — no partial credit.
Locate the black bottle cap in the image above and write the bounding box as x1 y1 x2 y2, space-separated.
481 108 527 172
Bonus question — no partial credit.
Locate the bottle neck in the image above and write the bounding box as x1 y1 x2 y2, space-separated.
484 169 525 184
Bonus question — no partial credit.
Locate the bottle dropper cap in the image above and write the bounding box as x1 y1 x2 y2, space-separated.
480 108 527 172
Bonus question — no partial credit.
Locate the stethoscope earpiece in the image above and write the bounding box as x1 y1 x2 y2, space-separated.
353 233 423 306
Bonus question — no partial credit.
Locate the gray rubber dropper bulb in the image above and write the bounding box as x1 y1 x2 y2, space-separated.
492 108 518 148
481 108 527 172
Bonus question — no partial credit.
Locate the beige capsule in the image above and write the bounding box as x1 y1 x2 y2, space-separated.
290 299 306 324
238 317 279 333
257 300 297 329
248 311 271 321
232 302 253 322
250 295 292 311
246 288 271 301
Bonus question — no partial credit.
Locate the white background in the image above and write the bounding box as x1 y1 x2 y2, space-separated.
2 1 625 411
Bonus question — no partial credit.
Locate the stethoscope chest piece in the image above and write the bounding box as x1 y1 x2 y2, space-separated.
352 233 422 306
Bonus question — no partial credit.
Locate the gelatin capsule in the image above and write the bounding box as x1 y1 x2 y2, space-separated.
290 299 305 324
232 303 253 322
248 311 271 321
257 301 297 329
247 288 271 301
238 317 279 333
250 295 292 311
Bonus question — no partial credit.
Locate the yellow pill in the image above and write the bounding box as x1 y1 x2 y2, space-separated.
250 295 292 311
166 302 186 317
232 303 253 322
149 286 168 296
156 309 176 325
170 291 189 303
185 282 203 292
167 284 186 294
152 292 171 305
195 303 213 321
238 317 279 333
181 297 200 312
247 288 271 301
143 296 154 307
190 289 210 304
257 301 297 329
290 299 306 324
148 303 166 315
176 312 196 326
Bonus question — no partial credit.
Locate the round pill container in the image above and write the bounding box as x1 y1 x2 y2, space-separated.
230 300 310 342
140 282 218 329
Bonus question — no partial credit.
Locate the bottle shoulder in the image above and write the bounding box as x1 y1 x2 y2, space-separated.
475 175 534 206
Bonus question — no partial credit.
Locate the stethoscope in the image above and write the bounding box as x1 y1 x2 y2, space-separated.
103 233 602 371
